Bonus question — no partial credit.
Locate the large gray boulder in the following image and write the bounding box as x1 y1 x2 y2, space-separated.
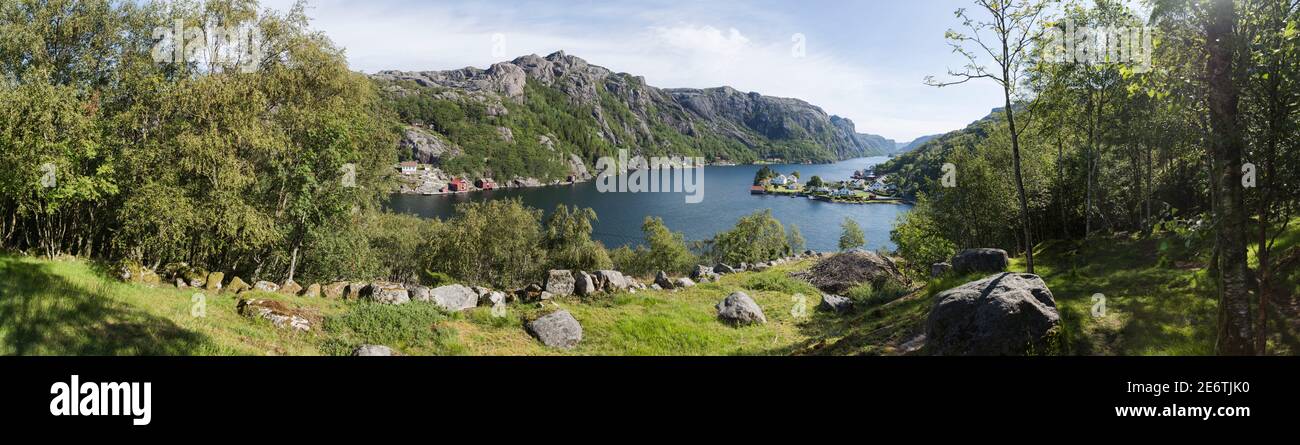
526 310 583 349
574 271 596 296
716 291 767 326
713 263 737 274
925 273 1061 356
792 249 907 294
544 270 576 296
427 284 479 312
594 270 631 292
362 283 410 305
951 248 1010 275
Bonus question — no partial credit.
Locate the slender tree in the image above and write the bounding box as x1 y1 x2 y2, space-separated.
928 0 1050 273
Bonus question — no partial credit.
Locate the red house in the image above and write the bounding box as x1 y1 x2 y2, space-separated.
448 177 469 192
475 178 496 190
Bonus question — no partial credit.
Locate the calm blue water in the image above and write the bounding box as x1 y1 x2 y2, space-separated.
387 157 910 252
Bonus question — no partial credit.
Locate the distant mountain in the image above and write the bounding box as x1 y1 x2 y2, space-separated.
895 134 940 153
373 51 895 181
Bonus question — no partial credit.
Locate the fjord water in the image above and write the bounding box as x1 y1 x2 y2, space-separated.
387 156 910 252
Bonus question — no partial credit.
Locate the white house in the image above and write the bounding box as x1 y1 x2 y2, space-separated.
771 174 790 186
834 187 854 197
399 161 418 174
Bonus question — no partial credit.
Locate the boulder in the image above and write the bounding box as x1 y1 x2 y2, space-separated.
950 248 1009 275
713 263 737 275
925 273 1061 356
361 283 410 305
931 262 953 278
344 282 369 300
408 286 432 302
205 272 224 291
516 283 544 302
574 271 596 296
674 277 696 288
184 268 208 288
818 294 854 314
654 271 675 290
226 276 250 294
322 282 348 299
594 270 630 292
481 291 507 307
525 310 583 349
427 284 479 312
253 281 279 293
792 249 907 294
351 345 396 357
544 270 576 296
236 299 313 332
691 265 718 282
716 291 767 326
174 278 188 289
278 279 303 296
300 283 321 298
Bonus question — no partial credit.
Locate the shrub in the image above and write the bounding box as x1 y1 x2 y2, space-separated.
712 210 790 265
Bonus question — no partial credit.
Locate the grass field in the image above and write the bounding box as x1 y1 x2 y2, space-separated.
1 222 1295 356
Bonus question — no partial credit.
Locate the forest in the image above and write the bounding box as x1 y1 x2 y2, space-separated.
881 0 1298 355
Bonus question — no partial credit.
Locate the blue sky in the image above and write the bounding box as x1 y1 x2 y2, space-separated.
262 0 1007 141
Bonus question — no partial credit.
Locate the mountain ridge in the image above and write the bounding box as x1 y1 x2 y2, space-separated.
373 51 900 181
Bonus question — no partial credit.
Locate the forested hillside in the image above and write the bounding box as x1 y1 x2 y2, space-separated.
884 0 1299 355
373 51 895 182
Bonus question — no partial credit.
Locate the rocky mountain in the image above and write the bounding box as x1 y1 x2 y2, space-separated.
373 51 892 182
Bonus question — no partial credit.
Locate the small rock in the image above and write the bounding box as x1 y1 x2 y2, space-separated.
481 291 507 307
237 299 312 332
226 276 250 294
278 279 303 296
931 262 952 278
409 285 432 302
655 271 675 290
691 265 718 282
717 291 767 325
352 345 396 356
818 294 853 314
713 263 737 274
253 281 279 293
594 270 631 292
674 277 696 288
205 272 224 291
525 310 583 349
175 278 188 289
300 283 321 298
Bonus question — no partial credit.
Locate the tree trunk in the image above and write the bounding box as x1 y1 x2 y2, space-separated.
1002 43 1034 274
1206 0 1253 355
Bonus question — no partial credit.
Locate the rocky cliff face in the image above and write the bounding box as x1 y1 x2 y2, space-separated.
375 51 891 180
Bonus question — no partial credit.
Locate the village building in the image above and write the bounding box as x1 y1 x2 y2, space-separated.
399 161 418 174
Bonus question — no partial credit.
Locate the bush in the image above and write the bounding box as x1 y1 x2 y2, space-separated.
543 205 613 272
711 210 790 265
844 280 911 308
890 204 956 277
425 199 545 288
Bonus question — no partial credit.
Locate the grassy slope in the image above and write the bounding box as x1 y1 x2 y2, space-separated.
3 221 1296 356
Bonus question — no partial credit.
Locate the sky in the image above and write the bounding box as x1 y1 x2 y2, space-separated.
260 0 1007 142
